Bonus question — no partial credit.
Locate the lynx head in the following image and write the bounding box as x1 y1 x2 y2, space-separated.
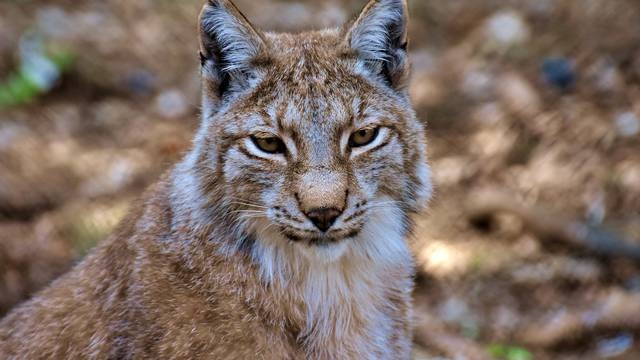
188 0 431 274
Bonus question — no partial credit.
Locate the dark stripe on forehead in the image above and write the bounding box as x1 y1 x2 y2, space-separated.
342 96 357 129
258 108 274 128
286 126 301 149
358 97 368 119
275 100 288 131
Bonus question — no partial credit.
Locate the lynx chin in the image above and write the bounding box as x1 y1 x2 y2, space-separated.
0 0 432 359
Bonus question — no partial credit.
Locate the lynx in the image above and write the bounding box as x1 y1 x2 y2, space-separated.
0 0 431 359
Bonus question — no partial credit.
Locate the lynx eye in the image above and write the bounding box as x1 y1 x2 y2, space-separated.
349 127 380 148
251 134 286 154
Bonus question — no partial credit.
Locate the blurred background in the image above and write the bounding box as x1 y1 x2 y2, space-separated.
1 0 640 359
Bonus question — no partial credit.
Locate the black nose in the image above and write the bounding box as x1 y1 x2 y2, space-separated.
305 207 342 232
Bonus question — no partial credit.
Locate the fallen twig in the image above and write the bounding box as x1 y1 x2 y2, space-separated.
518 288 640 347
466 189 640 261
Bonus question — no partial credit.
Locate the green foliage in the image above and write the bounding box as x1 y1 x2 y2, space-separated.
488 344 533 360
0 43 74 109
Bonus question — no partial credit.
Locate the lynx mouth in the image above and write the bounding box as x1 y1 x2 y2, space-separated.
283 229 361 246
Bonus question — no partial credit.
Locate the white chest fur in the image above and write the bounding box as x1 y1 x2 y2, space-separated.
251 205 413 359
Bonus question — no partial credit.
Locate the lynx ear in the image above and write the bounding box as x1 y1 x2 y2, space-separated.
346 0 409 90
199 0 266 102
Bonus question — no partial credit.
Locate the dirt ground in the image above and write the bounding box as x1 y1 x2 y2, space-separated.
1 0 640 359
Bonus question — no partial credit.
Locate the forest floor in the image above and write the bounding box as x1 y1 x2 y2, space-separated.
1 1 640 359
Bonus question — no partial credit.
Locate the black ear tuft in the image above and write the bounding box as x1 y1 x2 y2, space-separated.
199 51 207 67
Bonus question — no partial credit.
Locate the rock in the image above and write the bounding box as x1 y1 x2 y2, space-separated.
614 111 640 138
485 10 530 48
541 57 576 91
597 333 634 358
155 89 189 119
22 55 61 93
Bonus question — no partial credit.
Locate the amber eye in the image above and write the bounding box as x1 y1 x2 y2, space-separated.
349 127 380 148
251 135 286 154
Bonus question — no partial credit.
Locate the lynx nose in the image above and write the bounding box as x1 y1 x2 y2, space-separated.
305 207 342 232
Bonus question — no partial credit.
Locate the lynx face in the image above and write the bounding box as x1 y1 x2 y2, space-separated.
194 0 431 265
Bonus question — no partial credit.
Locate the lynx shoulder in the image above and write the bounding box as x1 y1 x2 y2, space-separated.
0 0 431 359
